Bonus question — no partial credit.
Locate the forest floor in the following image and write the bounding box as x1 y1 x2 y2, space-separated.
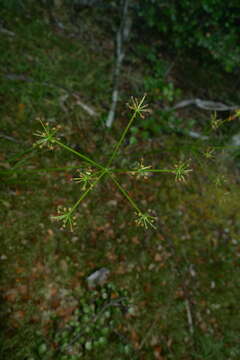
1 5 240 360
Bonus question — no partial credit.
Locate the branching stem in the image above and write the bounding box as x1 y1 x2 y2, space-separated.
109 174 142 214
107 111 137 167
54 139 105 170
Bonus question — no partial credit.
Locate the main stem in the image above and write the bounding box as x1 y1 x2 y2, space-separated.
107 110 137 167
111 168 176 174
54 139 105 170
70 169 106 214
110 174 142 214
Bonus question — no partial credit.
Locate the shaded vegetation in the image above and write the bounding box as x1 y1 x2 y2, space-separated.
1 2 240 360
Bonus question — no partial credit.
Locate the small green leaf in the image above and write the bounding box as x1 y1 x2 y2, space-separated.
85 340 92 351
38 343 47 355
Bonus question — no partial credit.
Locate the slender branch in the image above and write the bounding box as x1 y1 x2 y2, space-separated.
185 299 194 335
111 168 175 174
54 139 105 170
106 0 131 128
70 169 106 214
109 174 141 213
169 98 240 112
107 111 137 167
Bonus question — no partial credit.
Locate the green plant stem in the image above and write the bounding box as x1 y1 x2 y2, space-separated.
109 174 142 214
0 166 80 175
54 139 105 170
7 147 35 162
107 111 137 167
111 168 175 174
70 169 106 214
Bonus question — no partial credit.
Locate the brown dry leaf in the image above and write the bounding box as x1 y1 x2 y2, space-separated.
4 288 18 302
51 298 61 309
175 289 184 299
18 103 25 113
18 284 28 295
15 267 25 274
130 328 140 349
115 263 126 274
154 253 163 262
47 229 54 237
144 283 152 293
50 286 58 297
30 314 40 324
157 234 165 241
111 292 118 299
153 345 164 360
132 236 140 244
106 251 117 262
56 305 76 319
15 189 21 196
18 285 29 301
60 259 68 272
35 262 45 273
12 310 25 321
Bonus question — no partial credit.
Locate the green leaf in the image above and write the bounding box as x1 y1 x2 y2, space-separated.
38 343 47 355
85 340 92 351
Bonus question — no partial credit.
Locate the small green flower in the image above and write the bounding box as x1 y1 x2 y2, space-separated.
226 109 240 122
34 119 60 149
135 212 157 230
235 109 240 118
174 162 192 182
73 168 97 190
127 94 150 118
203 147 215 159
211 112 223 130
131 158 152 180
51 206 76 232
214 175 226 186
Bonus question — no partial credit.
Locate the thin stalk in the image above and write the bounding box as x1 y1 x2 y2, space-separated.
54 139 105 170
111 168 176 174
109 174 142 214
70 169 106 214
107 111 137 167
7 147 36 163
1 166 80 175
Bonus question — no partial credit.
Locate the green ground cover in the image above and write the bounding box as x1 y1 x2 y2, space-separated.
1 5 240 360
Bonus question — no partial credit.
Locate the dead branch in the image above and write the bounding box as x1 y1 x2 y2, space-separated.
185 299 194 335
3 73 98 117
170 98 240 112
106 0 131 128
0 27 15 37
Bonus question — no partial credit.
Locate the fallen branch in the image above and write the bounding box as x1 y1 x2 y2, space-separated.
3 73 98 117
106 0 131 128
170 98 240 112
0 133 19 143
72 93 97 117
185 299 194 335
0 27 15 37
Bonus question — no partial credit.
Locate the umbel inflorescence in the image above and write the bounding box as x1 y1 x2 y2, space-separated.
34 95 192 232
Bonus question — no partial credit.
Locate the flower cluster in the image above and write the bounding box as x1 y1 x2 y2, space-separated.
135 212 157 230
35 95 193 232
127 94 151 119
73 168 97 190
51 206 76 232
34 119 61 149
203 147 215 159
131 158 152 180
174 162 192 183
211 112 223 130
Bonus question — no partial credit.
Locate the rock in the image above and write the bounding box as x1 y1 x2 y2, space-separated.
86 268 110 289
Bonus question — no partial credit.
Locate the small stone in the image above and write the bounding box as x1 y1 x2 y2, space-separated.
86 268 110 289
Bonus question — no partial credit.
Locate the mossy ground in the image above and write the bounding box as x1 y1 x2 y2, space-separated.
1 5 240 360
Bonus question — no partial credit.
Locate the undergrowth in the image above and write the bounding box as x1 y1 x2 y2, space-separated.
1 4 240 360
